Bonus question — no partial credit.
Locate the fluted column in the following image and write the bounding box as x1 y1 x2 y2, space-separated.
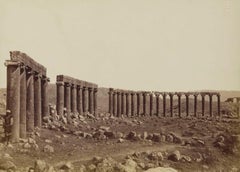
113 92 117 116
130 92 134 116
26 70 35 133
34 74 42 128
71 84 77 114
194 94 198 117
163 93 166 117
177 94 181 118
169 93 173 117
20 65 27 138
108 89 113 114
5 61 21 142
126 92 130 116
143 92 147 116
209 94 213 117
217 94 221 116
77 86 83 115
121 92 126 115
201 94 205 116
88 87 93 114
82 87 88 114
156 94 159 116
93 88 98 115
65 83 71 119
185 94 189 117
41 77 49 118
56 81 64 116
150 93 153 116
117 92 121 117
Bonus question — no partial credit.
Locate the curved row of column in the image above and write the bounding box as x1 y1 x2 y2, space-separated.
109 88 221 117
56 75 98 119
5 51 49 142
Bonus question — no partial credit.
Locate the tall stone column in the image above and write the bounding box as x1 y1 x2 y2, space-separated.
163 93 166 117
126 92 130 116
77 86 83 115
185 94 189 117
41 77 49 118
65 83 71 118
117 92 121 117
34 74 42 128
150 93 153 116
217 94 221 116
143 92 147 116
201 94 205 116
113 92 117 116
56 81 64 116
156 94 159 116
5 61 20 142
131 92 135 116
88 87 93 114
82 87 88 114
93 88 98 115
71 84 77 114
177 94 181 117
26 70 35 133
194 94 198 117
121 92 126 115
137 92 141 115
108 89 113 114
20 65 27 138
209 94 213 117
169 93 173 117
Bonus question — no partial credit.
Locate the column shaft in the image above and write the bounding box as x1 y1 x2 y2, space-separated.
77 86 83 115
186 95 189 117
126 93 130 116
20 66 26 138
178 95 181 117
209 94 213 117
217 95 221 116
56 82 64 116
137 93 140 115
150 94 153 116
194 95 197 117
34 74 42 128
202 95 205 116
113 93 117 116
163 94 166 117
26 71 34 133
94 88 98 115
156 95 159 116
108 89 112 114
170 94 173 117
117 92 121 117
41 78 49 118
5 61 20 142
88 88 93 114
65 83 71 119
143 93 146 115
82 87 88 113
121 93 126 115
71 85 77 114
131 93 135 116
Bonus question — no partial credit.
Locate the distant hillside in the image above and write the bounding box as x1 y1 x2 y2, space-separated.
1 85 240 115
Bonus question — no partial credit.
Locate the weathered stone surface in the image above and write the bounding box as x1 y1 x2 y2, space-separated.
43 145 54 153
168 150 181 162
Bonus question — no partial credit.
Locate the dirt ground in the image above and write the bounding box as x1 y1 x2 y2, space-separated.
1 113 240 172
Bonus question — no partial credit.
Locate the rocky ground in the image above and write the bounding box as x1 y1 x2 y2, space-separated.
0 111 240 172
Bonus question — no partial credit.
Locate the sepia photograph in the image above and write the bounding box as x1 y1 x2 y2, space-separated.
0 0 240 171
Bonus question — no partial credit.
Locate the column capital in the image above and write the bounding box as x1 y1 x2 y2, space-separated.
71 84 77 88
4 60 21 67
88 87 93 91
77 85 82 89
94 88 98 92
56 81 64 86
42 77 50 82
65 82 71 87
34 73 42 79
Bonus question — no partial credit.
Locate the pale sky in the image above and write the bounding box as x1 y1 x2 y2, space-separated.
0 0 239 91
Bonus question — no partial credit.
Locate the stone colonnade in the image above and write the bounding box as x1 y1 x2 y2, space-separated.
108 89 221 117
56 75 98 119
5 51 49 142
225 97 240 118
